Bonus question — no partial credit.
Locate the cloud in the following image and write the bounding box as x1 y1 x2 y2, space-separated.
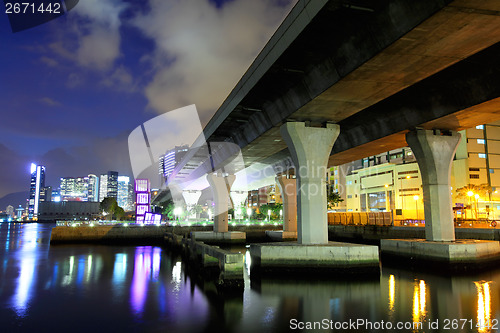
48 0 128 71
133 0 296 123
39 97 61 107
40 56 58 67
100 65 136 91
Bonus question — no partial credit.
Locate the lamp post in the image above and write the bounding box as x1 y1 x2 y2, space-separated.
475 193 480 220
467 191 474 220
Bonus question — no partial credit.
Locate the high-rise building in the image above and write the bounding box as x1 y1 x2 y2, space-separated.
59 177 88 201
87 174 99 202
159 145 189 182
99 174 108 202
117 176 133 211
28 163 45 219
99 171 119 201
40 186 52 202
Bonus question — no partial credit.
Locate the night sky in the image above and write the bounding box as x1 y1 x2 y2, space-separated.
0 0 295 201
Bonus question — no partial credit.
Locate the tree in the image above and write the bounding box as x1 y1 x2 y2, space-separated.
159 199 175 220
327 186 344 210
100 197 117 214
190 204 203 219
455 183 492 219
455 183 492 199
99 197 125 220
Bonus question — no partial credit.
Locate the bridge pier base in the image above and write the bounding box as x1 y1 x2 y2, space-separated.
192 173 245 244
281 122 340 244
253 122 379 274
381 129 500 267
266 176 297 241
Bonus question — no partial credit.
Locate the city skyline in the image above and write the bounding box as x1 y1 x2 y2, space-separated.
0 0 296 199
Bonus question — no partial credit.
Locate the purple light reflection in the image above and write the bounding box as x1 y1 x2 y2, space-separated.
130 246 161 317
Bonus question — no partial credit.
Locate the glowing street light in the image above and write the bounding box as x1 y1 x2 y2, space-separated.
413 195 419 221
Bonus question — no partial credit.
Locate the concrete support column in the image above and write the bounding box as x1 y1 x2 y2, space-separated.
168 183 185 211
207 173 236 233
276 176 297 233
230 191 248 219
406 129 461 241
280 122 340 244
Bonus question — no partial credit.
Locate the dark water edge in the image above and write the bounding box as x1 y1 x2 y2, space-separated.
1 223 499 333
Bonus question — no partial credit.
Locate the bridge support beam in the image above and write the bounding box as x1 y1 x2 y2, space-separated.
191 173 246 244
280 122 340 244
207 173 235 233
406 129 461 242
381 129 500 267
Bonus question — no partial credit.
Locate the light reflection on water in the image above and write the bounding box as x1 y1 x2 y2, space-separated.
0 223 499 333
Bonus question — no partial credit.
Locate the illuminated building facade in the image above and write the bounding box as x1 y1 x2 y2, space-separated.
59 177 88 201
87 174 99 202
341 121 500 220
135 179 150 224
28 163 45 219
118 176 133 211
99 171 118 201
158 145 189 182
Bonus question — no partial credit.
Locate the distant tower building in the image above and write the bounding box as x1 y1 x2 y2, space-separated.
28 163 45 219
16 205 24 219
40 186 52 202
159 145 189 183
99 171 119 201
99 174 108 201
6 205 14 218
87 174 99 202
117 176 133 211
59 177 88 201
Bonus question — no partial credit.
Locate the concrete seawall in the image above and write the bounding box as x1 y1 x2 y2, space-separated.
329 225 500 244
50 224 283 244
50 225 169 244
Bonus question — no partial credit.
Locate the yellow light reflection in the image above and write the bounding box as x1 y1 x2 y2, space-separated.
412 279 427 327
388 275 395 314
475 281 491 332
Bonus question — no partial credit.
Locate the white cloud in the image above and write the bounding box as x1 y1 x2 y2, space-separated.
100 65 135 91
133 0 295 123
48 0 128 71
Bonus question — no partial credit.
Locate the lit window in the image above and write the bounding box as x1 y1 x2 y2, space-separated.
479 153 486 159
476 125 484 129
477 139 485 144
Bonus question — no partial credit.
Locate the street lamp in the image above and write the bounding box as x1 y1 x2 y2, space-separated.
413 195 419 221
475 194 480 219
467 191 474 220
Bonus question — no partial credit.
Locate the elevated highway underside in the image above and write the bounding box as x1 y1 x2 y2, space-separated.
207 0 500 168
167 0 500 191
